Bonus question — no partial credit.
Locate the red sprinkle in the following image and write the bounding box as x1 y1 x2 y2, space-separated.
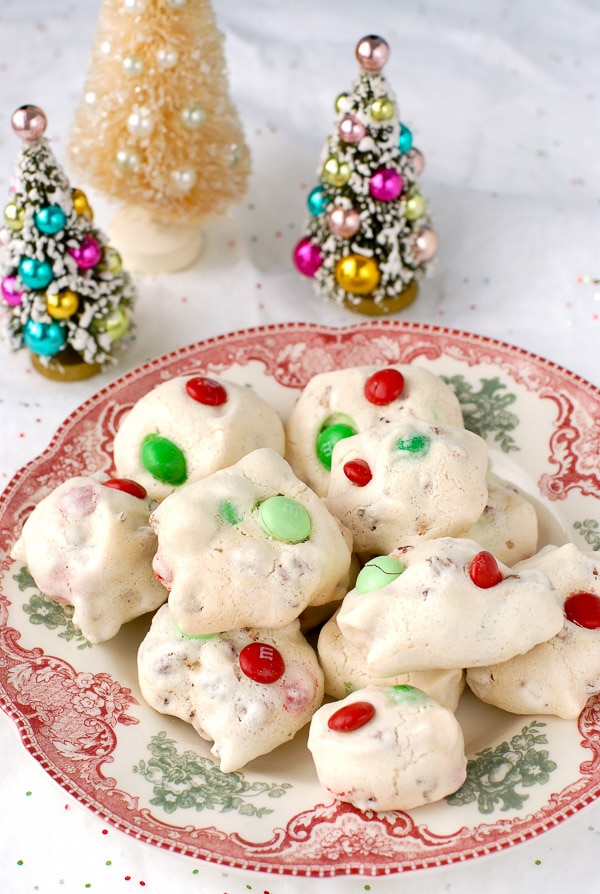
102 478 147 500
469 550 503 588
343 458 373 486
239 642 285 684
364 368 405 405
328 701 375 732
564 591 600 629
185 375 227 406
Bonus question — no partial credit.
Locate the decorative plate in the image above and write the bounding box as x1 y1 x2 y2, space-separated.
1 320 600 878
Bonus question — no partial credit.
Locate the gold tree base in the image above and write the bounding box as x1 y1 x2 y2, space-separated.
30 345 102 381
110 205 204 274
343 280 419 316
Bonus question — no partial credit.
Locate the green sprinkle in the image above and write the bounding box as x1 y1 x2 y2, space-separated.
17 860 23 866
105 861 112 866
218 499 243 525
396 433 431 456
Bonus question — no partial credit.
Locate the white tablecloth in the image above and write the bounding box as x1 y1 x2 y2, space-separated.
1 1 599 891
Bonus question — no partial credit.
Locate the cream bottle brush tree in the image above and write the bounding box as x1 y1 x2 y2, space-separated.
0 105 136 381
68 0 251 274
293 35 438 316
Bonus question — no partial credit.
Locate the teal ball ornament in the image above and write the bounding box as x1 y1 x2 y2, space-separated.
23 320 67 356
307 185 330 216
19 257 53 290
398 124 413 153
35 204 67 235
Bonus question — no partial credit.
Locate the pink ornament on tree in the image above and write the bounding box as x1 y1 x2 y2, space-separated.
355 35 390 71
408 147 425 175
68 236 102 269
370 168 402 202
11 105 47 142
413 227 439 263
338 114 366 144
1 275 24 306
327 205 361 238
293 237 323 277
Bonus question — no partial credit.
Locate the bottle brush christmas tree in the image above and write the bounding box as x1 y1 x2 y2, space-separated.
0 105 136 381
68 0 251 274
293 35 438 316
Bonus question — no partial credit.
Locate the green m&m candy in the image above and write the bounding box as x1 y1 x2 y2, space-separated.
316 413 358 470
141 434 187 485
173 619 218 640
355 555 405 594
258 495 312 543
384 684 429 706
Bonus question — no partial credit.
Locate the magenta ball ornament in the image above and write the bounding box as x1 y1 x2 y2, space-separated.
11 105 48 142
355 35 390 71
327 205 361 238
293 238 323 277
68 236 102 270
1 275 24 307
413 227 439 263
338 113 367 144
369 168 403 202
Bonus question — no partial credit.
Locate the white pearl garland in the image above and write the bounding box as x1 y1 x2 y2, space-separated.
122 54 144 77
127 109 154 138
157 47 178 70
180 103 206 130
171 167 196 192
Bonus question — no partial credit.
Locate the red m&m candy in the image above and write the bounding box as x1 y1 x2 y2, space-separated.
343 458 372 486
364 368 405 405
469 550 503 588
102 478 147 499
327 701 375 732
185 376 228 406
239 642 285 684
564 591 600 629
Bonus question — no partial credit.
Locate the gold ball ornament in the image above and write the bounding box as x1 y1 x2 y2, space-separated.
335 254 381 295
72 189 93 219
323 156 351 187
46 289 79 319
404 191 427 221
4 202 25 231
370 96 395 121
